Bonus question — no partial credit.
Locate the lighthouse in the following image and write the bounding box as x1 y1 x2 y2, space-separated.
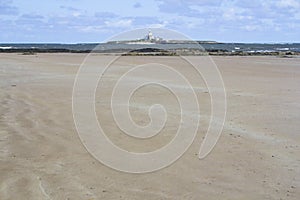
145 30 154 41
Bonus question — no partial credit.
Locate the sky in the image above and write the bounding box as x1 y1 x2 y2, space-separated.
0 0 299 43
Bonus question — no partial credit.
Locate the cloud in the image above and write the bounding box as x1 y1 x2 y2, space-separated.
276 0 300 9
95 12 118 19
222 7 242 20
15 14 46 29
156 0 194 15
133 2 142 8
0 0 18 15
159 0 299 36
155 0 224 16
242 24 262 31
155 0 299 23
60 5 80 11
77 25 106 33
131 16 161 26
104 19 132 28
134 17 168 29
182 0 223 6
21 14 44 20
2 0 300 42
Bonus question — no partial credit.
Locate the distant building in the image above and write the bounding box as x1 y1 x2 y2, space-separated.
145 30 154 41
144 30 163 42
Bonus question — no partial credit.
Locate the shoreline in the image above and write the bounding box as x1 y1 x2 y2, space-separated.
1 48 299 56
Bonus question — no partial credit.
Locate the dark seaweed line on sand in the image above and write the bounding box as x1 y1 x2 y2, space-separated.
1 48 299 56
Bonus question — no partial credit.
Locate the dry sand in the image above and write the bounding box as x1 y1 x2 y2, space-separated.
0 53 299 199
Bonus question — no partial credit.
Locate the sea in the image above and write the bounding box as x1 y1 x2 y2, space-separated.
0 43 300 53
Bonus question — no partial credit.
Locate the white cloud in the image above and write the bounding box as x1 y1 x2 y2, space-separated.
104 19 132 28
222 7 253 21
223 8 239 20
277 0 300 8
242 24 261 31
2 0 300 42
77 25 104 33
146 21 168 28
72 12 81 17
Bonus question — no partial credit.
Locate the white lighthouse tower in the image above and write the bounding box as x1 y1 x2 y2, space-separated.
145 30 154 41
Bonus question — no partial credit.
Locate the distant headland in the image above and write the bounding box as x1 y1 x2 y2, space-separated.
107 30 220 45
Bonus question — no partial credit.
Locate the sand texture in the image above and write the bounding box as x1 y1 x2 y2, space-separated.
0 53 299 199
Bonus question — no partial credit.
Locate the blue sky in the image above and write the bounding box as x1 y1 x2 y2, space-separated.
0 0 299 43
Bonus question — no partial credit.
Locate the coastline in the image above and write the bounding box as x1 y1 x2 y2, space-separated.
0 48 299 56
1 42 300 56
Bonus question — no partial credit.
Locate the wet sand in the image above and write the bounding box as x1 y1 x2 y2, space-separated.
0 53 299 199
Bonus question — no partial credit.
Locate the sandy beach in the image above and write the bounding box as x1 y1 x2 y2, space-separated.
0 53 299 199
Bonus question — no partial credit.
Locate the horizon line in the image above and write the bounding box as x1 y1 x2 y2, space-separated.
1 41 300 44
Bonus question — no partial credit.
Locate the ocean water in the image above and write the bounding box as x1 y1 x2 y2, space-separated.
0 43 300 53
